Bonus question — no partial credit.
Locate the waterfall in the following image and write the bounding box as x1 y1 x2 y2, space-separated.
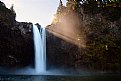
33 24 46 73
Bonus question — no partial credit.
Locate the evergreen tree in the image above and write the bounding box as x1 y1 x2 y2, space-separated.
10 4 16 18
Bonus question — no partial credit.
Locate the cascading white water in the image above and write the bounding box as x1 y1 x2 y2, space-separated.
33 24 46 73
42 27 46 71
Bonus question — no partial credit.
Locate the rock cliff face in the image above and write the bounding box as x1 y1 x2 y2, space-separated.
0 1 34 68
46 31 73 68
46 1 121 72
1 0 121 72
46 25 81 69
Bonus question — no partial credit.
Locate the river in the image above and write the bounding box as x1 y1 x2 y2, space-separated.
0 74 121 81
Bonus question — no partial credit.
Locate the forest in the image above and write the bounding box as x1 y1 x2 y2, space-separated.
47 0 121 71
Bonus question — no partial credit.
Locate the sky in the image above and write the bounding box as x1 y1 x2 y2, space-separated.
1 0 67 27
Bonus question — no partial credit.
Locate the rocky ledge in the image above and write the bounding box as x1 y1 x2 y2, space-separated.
0 1 34 68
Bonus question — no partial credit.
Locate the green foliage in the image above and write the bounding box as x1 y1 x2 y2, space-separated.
102 7 121 21
84 14 121 70
53 0 121 70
